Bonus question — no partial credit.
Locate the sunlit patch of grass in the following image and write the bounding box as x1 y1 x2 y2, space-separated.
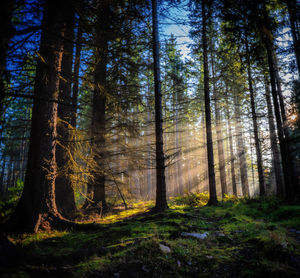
73 256 111 278
169 191 209 207
11 230 69 247
98 200 154 224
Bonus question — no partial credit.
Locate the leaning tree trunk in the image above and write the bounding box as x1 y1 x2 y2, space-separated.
263 74 284 196
234 93 249 197
152 0 168 211
3 0 69 233
202 0 217 205
245 34 265 196
55 3 77 219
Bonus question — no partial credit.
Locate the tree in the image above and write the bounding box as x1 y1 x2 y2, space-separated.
244 27 265 196
55 1 77 218
85 1 111 212
210 36 227 198
202 0 218 205
152 0 168 211
164 36 186 195
3 0 71 233
263 72 284 196
258 0 297 200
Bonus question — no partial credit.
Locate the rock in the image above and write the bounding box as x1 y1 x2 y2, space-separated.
206 255 213 259
177 260 181 267
216 232 225 237
159 244 171 253
181 232 208 239
113 273 120 277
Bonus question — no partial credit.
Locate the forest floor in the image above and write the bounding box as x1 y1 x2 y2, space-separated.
1 195 300 278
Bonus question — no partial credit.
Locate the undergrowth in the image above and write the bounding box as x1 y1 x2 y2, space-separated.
2 194 300 278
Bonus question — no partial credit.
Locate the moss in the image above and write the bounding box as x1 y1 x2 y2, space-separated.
3 197 300 277
73 256 111 278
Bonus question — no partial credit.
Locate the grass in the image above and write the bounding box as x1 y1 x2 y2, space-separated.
1 194 300 277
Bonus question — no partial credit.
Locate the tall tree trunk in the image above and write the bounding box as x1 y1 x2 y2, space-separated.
3 0 68 233
211 47 227 198
152 0 168 211
263 74 284 196
88 2 110 212
225 91 237 196
260 6 297 200
201 114 209 192
245 35 265 196
234 93 249 196
146 100 152 200
55 3 76 219
202 0 217 205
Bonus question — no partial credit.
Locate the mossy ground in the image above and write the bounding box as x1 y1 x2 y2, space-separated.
2 195 300 277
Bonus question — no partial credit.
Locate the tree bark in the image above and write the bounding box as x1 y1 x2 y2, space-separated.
3 0 68 233
202 0 217 205
263 74 284 196
152 0 168 211
260 6 297 200
55 2 76 219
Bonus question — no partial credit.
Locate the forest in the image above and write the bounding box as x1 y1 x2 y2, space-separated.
0 0 300 277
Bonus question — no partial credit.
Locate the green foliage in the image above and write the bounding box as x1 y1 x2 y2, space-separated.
0 179 23 223
170 191 209 207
